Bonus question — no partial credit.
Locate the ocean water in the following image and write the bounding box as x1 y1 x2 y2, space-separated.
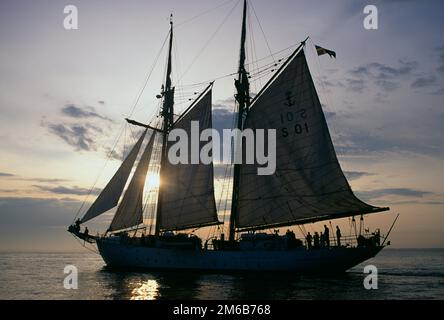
0 249 443 300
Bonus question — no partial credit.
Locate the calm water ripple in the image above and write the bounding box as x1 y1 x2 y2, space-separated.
0 249 443 300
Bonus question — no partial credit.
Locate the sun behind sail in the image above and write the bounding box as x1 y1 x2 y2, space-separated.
236 48 388 231
108 131 156 232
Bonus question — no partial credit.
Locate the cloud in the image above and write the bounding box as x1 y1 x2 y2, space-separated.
324 111 336 120
34 185 101 196
0 172 15 177
375 79 399 91
333 119 444 157
26 178 69 183
42 103 119 156
212 104 235 133
345 79 365 93
350 61 417 79
356 188 433 202
0 196 106 252
321 104 337 120
322 79 345 89
61 104 112 122
0 189 21 193
103 146 126 161
432 88 444 95
216 97 235 105
379 200 444 206
213 163 232 179
348 60 417 92
0 197 81 227
335 130 394 155
0 172 69 184
45 123 101 151
435 45 444 73
411 76 437 88
344 171 373 181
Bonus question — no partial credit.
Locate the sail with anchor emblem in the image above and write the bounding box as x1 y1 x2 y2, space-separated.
236 48 386 231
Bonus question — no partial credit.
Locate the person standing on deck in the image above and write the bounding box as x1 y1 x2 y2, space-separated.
306 232 313 249
324 225 330 248
313 232 320 249
336 226 342 247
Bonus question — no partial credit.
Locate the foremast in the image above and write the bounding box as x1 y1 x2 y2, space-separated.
229 0 250 242
155 14 175 236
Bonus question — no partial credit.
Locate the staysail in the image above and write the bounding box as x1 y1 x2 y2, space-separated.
108 132 156 232
236 48 387 231
80 130 147 223
158 89 220 231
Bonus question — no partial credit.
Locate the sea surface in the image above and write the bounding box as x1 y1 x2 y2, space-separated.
0 249 443 300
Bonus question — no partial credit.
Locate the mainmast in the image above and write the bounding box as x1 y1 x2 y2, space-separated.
155 14 175 236
229 0 250 242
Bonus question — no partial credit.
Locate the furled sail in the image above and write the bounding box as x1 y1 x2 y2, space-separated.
158 89 220 231
236 48 388 230
108 132 155 232
80 130 147 223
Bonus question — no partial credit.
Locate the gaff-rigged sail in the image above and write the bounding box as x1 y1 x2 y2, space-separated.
108 132 156 232
80 130 147 223
158 89 221 231
236 48 388 231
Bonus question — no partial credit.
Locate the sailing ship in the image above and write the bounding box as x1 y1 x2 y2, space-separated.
68 0 394 273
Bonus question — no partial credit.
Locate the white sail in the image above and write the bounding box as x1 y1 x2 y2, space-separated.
108 132 155 232
237 49 385 230
158 90 220 231
80 130 147 223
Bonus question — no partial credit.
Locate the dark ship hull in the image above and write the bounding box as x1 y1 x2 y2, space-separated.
96 236 383 273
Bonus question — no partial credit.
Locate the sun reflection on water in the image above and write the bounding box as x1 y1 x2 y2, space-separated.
130 279 160 300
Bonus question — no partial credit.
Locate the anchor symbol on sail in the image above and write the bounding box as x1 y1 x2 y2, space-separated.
284 91 295 107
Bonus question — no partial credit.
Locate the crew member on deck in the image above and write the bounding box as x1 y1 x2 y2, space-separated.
324 225 330 248
74 219 81 233
313 232 320 249
336 226 342 247
374 229 381 246
84 227 89 237
306 232 313 249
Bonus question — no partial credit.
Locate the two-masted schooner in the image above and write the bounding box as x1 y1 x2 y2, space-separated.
68 0 393 273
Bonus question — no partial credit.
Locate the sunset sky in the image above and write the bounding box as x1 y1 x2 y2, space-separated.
1 0 443 252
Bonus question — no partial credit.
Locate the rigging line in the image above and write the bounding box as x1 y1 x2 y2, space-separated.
173 35 188 114
177 72 237 88
178 0 241 82
73 108 157 223
247 7 260 93
71 121 127 223
244 42 300 67
297 225 306 238
174 43 294 90
248 55 288 75
249 70 275 82
128 31 170 119
249 0 276 65
71 234 99 254
175 0 236 28
249 70 276 84
248 61 281 76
